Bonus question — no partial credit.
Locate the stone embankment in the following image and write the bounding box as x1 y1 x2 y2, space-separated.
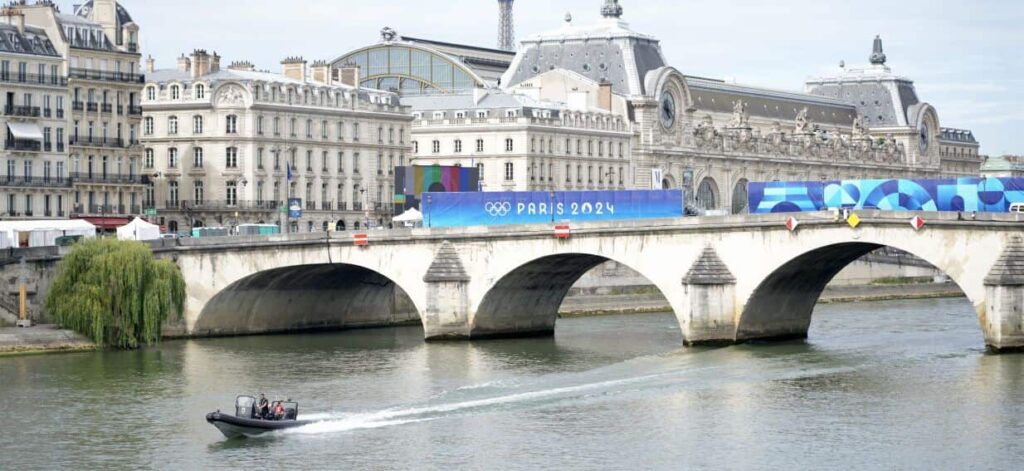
0 325 95 355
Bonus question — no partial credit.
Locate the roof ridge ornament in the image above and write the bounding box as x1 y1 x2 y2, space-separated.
380 27 398 43
870 35 886 65
601 0 623 18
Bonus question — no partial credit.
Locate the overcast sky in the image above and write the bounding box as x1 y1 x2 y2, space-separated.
69 0 1022 155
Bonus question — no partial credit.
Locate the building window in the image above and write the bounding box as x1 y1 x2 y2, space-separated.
353 123 360 141
168 181 179 205
477 163 484 182
565 164 571 183
306 119 313 138
193 180 204 204
170 85 180 100
226 181 238 206
167 116 178 135
476 139 484 153
257 148 264 169
168 148 178 168
257 116 264 135
273 117 280 136
432 140 440 153
454 139 462 153
193 147 204 168
505 138 514 152
322 120 328 140
146 86 155 101
226 147 238 168
144 148 154 169
413 141 419 154
193 115 203 134
195 84 205 99
226 115 238 134
504 162 514 181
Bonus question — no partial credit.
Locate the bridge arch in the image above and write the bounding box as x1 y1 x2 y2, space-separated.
736 241 978 342
470 252 675 339
194 263 422 337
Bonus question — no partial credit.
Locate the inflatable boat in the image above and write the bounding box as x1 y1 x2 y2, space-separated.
206 395 313 438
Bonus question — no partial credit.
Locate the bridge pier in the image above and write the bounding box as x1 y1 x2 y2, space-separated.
422 242 472 340
678 247 738 345
983 237 1024 352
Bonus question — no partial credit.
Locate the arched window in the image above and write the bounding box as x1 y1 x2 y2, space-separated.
194 84 205 99
504 162 514 181
226 115 238 134
167 116 178 135
170 85 180 100
193 115 204 134
732 178 750 214
144 117 154 135
696 177 719 211
225 147 238 168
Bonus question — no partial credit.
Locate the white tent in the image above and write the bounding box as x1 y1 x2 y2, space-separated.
117 217 162 241
0 219 96 248
392 208 423 223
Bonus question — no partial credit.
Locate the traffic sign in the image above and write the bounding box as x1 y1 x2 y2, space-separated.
785 216 799 232
353 233 369 246
847 213 861 228
144 208 157 216
554 224 571 239
910 215 926 231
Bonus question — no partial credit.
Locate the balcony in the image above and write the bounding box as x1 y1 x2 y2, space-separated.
337 202 348 211
305 201 316 210
101 103 113 113
56 109 65 119
0 73 66 87
128 106 143 116
86 102 98 112
43 108 51 118
352 202 363 211
126 42 139 53
162 200 280 211
0 176 72 188
69 137 125 148
72 101 84 111
72 204 139 216
3 106 41 118
56 143 65 153
321 202 333 211
70 172 145 185
68 68 146 84
4 140 41 152
116 105 124 115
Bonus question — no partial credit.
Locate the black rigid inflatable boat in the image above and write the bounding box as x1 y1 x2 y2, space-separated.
207 395 313 438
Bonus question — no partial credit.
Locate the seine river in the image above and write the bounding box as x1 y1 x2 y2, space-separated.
3 297 1024 470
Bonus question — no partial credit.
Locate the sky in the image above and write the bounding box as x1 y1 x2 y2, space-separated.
64 0 1023 155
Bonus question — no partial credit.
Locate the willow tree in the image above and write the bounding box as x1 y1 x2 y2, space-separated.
46 239 185 349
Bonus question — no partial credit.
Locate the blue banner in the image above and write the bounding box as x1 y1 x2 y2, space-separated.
749 177 1024 214
288 198 303 219
421 190 684 228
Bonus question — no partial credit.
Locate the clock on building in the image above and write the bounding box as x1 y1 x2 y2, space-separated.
660 91 676 129
919 123 931 153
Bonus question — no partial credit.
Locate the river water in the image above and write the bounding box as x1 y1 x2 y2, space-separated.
3 297 1024 470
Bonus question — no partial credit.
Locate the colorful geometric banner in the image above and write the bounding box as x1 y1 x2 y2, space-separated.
749 178 1024 214
394 165 480 212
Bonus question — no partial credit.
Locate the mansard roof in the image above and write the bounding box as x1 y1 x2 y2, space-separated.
0 24 60 57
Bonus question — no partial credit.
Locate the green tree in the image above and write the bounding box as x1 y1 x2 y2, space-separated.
46 239 185 349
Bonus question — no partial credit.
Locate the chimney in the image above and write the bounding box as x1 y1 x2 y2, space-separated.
597 80 612 112
339 64 360 87
281 57 307 82
210 52 221 74
145 55 155 73
227 61 256 72
310 60 331 85
191 49 210 78
176 54 191 73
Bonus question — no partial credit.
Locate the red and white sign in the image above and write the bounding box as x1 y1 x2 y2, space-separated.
785 216 799 232
353 233 369 246
554 224 571 239
910 215 926 231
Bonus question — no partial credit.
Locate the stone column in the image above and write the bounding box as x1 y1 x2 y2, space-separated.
422 241 472 340
678 246 737 345
983 236 1024 352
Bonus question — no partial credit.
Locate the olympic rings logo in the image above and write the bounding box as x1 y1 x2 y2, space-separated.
484 201 512 217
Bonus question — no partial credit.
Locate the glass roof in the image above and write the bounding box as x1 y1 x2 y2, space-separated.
335 44 481 94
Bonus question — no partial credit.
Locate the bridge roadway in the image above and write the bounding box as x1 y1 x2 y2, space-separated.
156 211 1024 352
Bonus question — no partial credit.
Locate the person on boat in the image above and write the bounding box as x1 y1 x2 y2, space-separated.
258 394 270 419
273 402 285 420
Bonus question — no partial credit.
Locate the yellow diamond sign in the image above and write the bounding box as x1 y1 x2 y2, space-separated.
847 213 861 228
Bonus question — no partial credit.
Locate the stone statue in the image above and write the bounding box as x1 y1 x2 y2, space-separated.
217 85 245 106
852 115 868 138
730 99 749 128
870 35 887 65
380 27 398 42
794 107 811 133
601 0 623 18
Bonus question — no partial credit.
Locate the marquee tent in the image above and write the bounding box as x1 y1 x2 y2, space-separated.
116 217 162 241
0 220 96 248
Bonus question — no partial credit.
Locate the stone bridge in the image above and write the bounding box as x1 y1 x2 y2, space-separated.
161 211 1024 352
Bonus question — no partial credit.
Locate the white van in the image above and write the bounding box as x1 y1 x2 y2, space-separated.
1010 202 1024 213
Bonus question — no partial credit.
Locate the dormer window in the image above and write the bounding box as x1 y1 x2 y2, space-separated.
476 110 488 119
170 85 180 100
146 86 155 101
505 110 517 118
432 111 445 120
195 84 205 100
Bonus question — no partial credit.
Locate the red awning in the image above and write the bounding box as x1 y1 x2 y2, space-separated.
78 217 133 231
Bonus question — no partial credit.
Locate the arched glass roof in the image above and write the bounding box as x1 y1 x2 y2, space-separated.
332 44 485 95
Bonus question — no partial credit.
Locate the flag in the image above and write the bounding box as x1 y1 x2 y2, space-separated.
286 162 293 181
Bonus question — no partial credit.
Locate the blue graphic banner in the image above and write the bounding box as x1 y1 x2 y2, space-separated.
288 198 303 218
421 190 684 228
749 178 1024 214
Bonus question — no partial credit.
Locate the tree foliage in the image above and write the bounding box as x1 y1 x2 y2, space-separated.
46 239 185 349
